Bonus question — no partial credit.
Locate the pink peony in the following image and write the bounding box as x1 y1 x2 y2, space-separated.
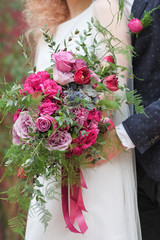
103 74 119 92
128 18 143 33
87 109 102 122
52 50 75 73
53 67 74 85
39 100 59 115
43 79 62 97
13 111 36 139
36 115 55 132
37 71 50 82
46 130 72 151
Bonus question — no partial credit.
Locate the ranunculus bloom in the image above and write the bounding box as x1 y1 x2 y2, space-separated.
13 111 36 139
87 109 102 122
103 117 115 131
74 67 91 85
73 59 87 71
17 167 27 179
103 74 119 91
43 79 62 97
128 18 143 33
36 115 54 132
39 100 59 115
72 107 89 126
46 130 72 151
52 50 75 73
53 67 74 85
101 56 114 68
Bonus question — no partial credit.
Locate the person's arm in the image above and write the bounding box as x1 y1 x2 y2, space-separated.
122 98 160 154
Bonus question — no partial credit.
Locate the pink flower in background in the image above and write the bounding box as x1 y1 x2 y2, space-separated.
52 50 75 73
43 79 62 96
103 117 115 131
103 74 119 92
128 18 143 33
74 67 91 85
53 67 74 85
36 115 55 132
14 108 22 122
17 168 27 179
73 59 87 71
13 111 36 139
39 100 59 115
101 55 114 68
46 130 72 151
87 109 102 122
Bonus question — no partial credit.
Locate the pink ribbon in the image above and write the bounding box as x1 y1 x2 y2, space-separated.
61 169 88 234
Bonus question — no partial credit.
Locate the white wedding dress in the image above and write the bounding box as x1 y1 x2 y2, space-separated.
25 1 142 240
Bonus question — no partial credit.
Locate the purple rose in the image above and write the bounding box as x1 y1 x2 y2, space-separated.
46 130 72 151
53 67 74 86
36 115 54 132
52 50 75 73
13 111 36 139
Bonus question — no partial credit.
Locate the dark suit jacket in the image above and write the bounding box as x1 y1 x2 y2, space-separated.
123 0 160 181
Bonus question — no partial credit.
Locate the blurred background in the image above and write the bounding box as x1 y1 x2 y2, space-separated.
0 0 28 239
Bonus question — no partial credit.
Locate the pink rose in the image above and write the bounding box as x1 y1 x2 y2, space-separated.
128 18 143 33
17 167 27 179
37 71 50 82
36 115 55 132
46 130 72 151
73 59 87 71
39 100 59 115
12 127 21 145
43 79 62 97
74 67 91 85
52 50 75 73
53 67 74 85
87 109 102 122
103 74 119 92
13 111 36 139
101 55 114 68
103 117 115 131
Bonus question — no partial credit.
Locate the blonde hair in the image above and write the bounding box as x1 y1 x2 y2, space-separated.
24 0 69 46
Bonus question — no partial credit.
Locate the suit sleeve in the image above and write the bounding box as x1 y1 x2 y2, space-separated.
122 98 160 154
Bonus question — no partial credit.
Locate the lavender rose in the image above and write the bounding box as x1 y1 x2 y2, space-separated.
36 115 54 132
13 111 36 139
46 130 72 151
52 50 75 73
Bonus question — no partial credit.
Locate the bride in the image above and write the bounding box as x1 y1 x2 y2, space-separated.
24 0 142 239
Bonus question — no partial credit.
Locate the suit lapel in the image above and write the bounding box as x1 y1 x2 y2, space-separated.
132 0 149 19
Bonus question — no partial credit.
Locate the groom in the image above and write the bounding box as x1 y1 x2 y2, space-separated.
115 0 160 239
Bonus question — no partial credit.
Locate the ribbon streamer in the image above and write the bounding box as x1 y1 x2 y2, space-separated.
61 169 88 234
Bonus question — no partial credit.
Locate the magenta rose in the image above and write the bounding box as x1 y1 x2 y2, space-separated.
74 67 91 85
23 83 35 94
13 111 36 139
52 50 75 73
87 109 102 122
80 129 98 149
43 79 62 97
39 100 59 115
53 67 74 85
103 74 119 91
36 115 55 132
37 71 50 82
46 130 72 151
128 18 143 33
73 59 87 71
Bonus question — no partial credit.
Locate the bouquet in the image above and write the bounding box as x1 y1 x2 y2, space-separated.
0 18 144 237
